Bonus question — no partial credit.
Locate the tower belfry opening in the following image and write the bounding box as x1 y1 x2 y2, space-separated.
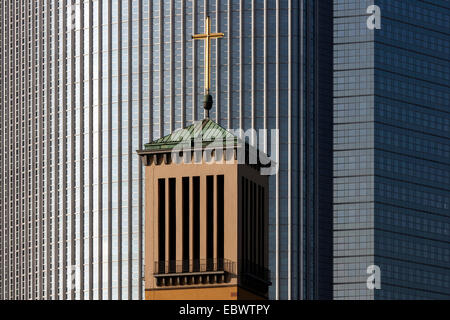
138 15 271 300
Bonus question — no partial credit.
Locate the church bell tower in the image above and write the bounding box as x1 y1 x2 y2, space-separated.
138 15 271 300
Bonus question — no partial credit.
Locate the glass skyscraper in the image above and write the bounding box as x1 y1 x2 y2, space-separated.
0 0 333 300
1 0 146 300
333 0 450 299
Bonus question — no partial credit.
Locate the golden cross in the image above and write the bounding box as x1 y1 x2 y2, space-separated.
192 16 224 95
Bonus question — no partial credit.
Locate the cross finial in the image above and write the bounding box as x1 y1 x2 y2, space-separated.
192 16 224 118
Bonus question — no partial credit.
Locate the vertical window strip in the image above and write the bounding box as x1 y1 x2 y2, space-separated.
193 176 200 270
206 175 214 267
217 175 224 267
182 177 190 271
158 179 166 269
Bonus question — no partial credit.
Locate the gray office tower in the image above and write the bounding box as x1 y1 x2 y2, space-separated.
334 0 450 299
0 0 333 300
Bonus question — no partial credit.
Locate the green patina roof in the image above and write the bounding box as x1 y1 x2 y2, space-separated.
144 119 238 152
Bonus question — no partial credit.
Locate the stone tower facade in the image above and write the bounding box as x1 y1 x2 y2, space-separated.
138 119 271 300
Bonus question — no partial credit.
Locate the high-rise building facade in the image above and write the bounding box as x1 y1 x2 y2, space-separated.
0 0 147 300
0 0 333 300
333 0 450 299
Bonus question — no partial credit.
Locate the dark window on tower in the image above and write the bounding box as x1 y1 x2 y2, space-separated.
242 178 265 274
242 177 248 265
169 178 176 272
247 180 252 266
207 175 214 270
217 175 224 269
260 186 265 268
250 181 255 265
158 179 165 272
193 176 200 271
182 177 190 272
